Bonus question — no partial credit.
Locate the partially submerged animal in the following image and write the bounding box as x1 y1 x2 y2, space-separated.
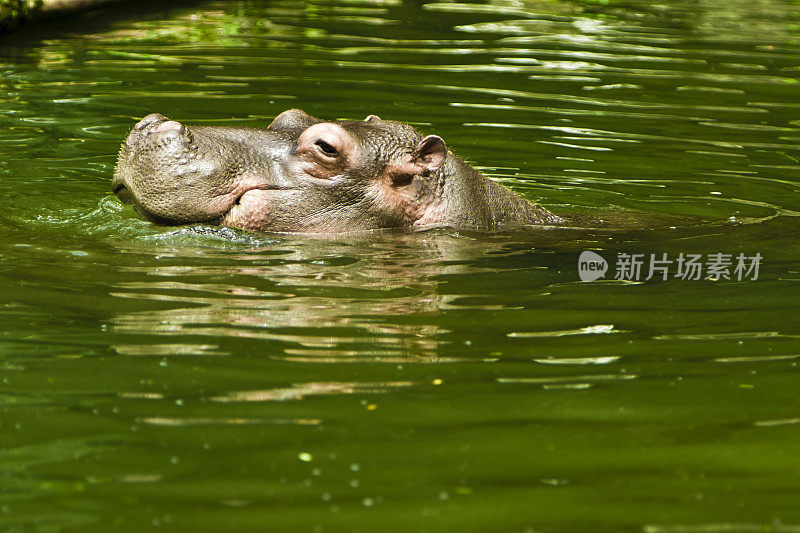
113 109 562 233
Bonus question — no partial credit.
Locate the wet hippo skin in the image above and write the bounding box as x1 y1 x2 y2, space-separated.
113 109 562 233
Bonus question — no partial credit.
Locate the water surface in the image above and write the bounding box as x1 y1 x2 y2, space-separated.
1 0 800 531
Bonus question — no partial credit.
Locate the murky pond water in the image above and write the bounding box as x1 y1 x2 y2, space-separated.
2 0 800 531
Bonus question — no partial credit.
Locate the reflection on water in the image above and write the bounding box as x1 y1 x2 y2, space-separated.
106 232 539 362
2 0 800 531
209 380 416 402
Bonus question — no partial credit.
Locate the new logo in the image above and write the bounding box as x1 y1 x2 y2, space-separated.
578 250 608 282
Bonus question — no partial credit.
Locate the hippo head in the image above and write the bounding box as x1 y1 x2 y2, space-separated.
113 109 450 233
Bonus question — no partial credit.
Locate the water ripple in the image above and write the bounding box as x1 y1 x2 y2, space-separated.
209 380 416 402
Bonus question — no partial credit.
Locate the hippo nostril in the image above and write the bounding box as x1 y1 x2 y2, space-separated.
154 120 183 133
134 113 168 131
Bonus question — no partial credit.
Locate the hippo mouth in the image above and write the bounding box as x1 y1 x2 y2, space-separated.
111 180 134 204
113 180 272 227
113 174 277 227
219 187 287 230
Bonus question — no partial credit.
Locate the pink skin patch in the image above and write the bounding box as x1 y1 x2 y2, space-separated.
154 120 182 133
223 189 272 230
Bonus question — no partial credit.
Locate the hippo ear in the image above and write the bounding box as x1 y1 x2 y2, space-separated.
386 135 447 186
410 135 447 174
268 109 323 131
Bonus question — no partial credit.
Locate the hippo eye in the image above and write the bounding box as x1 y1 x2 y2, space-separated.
315 139 339 157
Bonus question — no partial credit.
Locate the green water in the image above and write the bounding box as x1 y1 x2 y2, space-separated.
2 0 800 531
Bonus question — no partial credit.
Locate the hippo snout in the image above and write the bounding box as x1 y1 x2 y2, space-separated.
113 113 257 225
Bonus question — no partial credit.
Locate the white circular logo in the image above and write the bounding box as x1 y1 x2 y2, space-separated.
578 251 608 282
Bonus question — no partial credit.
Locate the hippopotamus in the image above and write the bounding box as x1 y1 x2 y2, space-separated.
112 109 563 233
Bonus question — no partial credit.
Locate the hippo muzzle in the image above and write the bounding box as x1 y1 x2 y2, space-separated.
113 113 279 226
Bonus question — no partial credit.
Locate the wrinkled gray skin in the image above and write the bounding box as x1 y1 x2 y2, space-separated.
113 109 562 233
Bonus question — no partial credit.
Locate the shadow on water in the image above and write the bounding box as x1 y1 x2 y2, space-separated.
0 0 214 47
